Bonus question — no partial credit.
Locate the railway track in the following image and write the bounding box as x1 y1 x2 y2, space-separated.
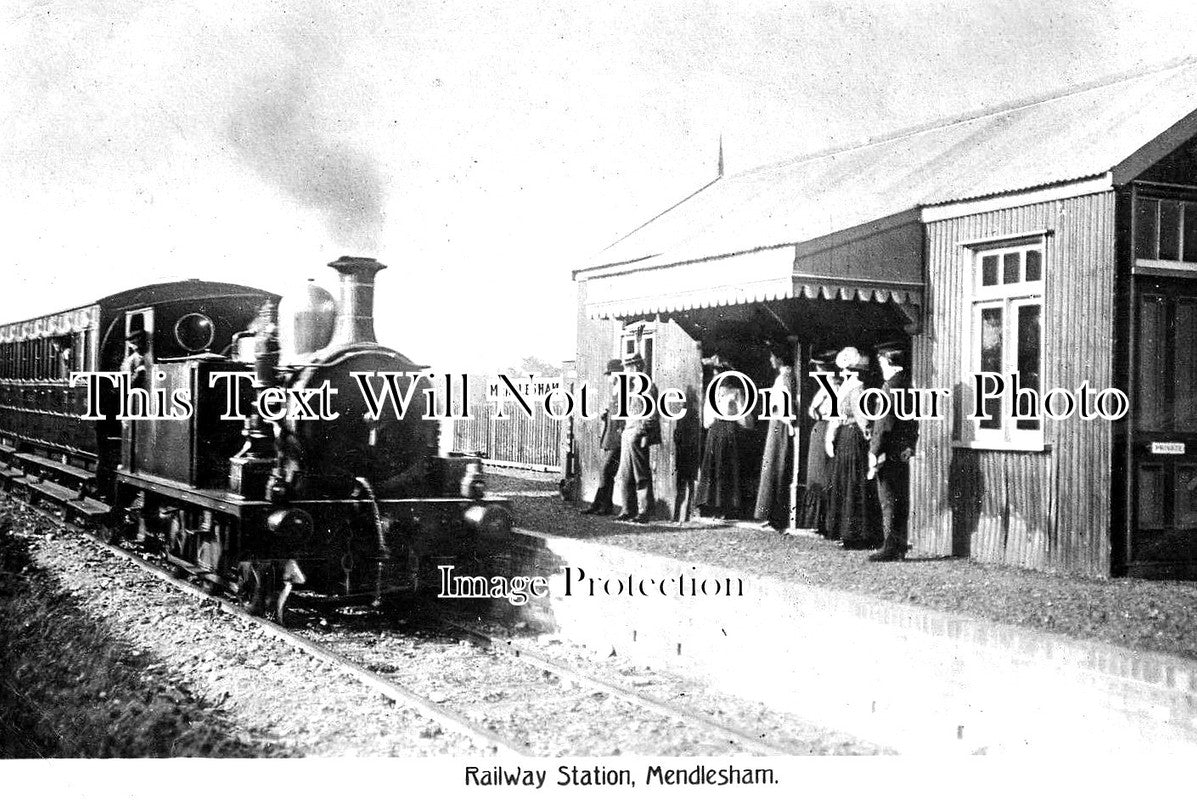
1 489 876 756
436 617 798 756
2 489 528 756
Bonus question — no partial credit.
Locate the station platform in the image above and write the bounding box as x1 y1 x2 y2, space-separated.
485 469 1197 755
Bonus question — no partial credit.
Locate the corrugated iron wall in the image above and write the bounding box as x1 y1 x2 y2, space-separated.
650 317 703 518
573 281 703 516
910 191 1117 577
575 282 621 502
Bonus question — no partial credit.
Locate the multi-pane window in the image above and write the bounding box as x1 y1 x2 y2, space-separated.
1135 197 1197 263
619 321 655 379
964 241 1045 449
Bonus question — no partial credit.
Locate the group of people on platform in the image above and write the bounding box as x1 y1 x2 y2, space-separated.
577 342 917 562
693 343 794 530
579 352 659 524
801 343 918 562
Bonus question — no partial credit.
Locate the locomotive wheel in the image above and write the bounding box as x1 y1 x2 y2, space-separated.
166 513 184 558
236 562 266 617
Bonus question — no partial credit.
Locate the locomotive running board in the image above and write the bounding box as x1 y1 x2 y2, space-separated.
115 468 263 515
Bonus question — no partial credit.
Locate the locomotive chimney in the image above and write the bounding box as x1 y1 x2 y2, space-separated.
327 255 386 346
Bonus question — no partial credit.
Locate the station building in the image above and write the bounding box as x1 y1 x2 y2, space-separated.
572 59 1197 579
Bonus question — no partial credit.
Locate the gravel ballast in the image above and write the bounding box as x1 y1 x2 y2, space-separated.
305 611 884 756
486 468 1197 662
1 501 882 757
0 508 487 757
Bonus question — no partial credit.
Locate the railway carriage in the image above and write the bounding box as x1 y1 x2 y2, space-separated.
0 258 511 620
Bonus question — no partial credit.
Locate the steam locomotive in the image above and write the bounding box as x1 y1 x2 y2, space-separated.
0 257 511 620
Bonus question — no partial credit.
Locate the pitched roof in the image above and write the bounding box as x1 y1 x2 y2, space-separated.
583 58 1197 275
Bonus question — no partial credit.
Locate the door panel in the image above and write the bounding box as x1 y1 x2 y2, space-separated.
1131 281 1197 566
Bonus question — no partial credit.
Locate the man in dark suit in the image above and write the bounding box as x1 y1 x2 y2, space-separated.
580 358 624 515
615 353 660 524
867 343 919 562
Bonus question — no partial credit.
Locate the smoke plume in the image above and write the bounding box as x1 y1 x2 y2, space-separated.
225 52 386 252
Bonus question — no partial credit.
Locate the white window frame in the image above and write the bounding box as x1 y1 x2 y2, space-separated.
618 320 656 379
956 235 1047 451
1133 189 1197 276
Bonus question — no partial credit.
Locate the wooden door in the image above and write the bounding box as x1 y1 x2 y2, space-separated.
1129 279 1197 570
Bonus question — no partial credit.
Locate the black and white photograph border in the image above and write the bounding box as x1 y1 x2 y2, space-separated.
3 0 1197 797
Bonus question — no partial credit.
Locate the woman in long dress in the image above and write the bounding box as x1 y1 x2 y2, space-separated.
823 347 882 548
753 345 796 531
799 353 838 535
696 362 750 519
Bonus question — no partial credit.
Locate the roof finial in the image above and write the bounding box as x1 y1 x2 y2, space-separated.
717 133 724 178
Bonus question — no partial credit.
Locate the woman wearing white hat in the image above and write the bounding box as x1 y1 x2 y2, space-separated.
823 346 882 548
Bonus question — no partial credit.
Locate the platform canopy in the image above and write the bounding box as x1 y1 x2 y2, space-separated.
580 213 924 320
576 57 1197 320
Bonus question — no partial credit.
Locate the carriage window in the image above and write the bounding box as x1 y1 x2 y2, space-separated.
50 335 72 380
960 239 1045 450
76 330 90 372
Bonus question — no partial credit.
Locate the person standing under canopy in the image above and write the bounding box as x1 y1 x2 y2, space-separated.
753 342 797 531
696 356 751 520
799 349 839 536
867 342 919 562
824 347 882 549
580 358 625 516
614 353 660 524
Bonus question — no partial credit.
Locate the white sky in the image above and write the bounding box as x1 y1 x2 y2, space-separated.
3 0 1196 372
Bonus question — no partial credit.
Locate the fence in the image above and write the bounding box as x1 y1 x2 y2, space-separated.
448 373 571 471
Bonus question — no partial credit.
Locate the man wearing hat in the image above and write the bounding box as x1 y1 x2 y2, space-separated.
867 342 918 561
615 352 660 523
580 358 625 515
121 329 148 389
